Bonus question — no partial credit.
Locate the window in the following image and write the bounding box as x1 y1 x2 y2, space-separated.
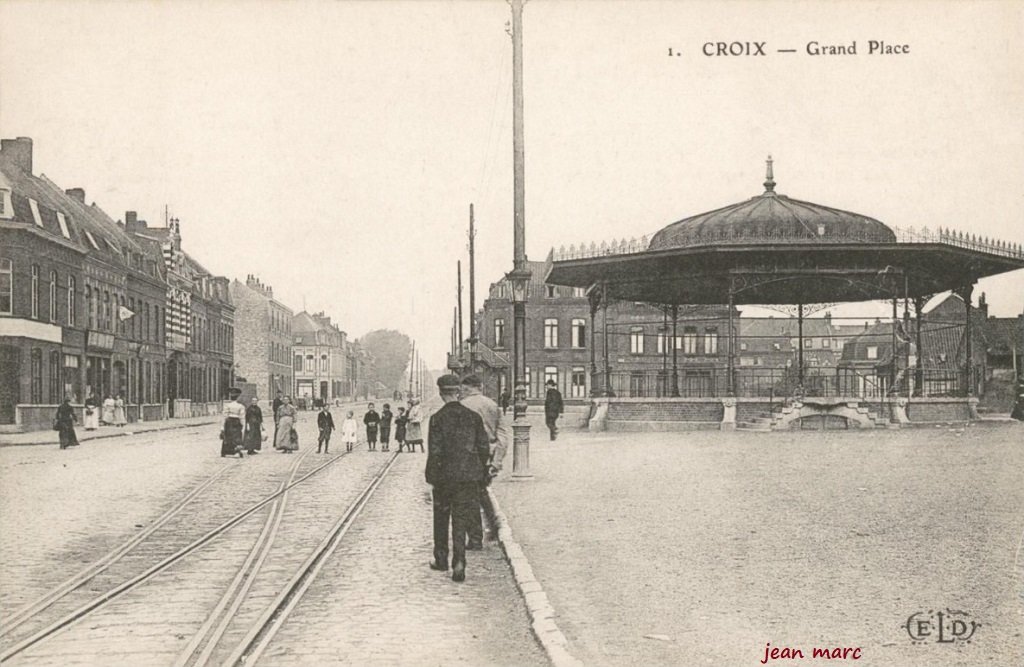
703 328 718 356
294 354 303 371
543 319 558 348
572 287 586 298
571 367 587 398
630 327 645 354
67 276 75 326
866 346 878 360
494 318 506 348
772 342 781 351
31 265 39 318
683 327 698 355
740 342 748 351
305 355 314 371
657 332 668 355
544 366 558 389
0 188 11 219
545 285 557 298
49 271 57 323
56 212 71 239
321 355 328 372
822 338 831 348
83 230 100 250
571 319 586 348
29 199 43 227
85 286 94 328
49 351 61 403
803 338 814 349
0 258 11 314
31 348 43 403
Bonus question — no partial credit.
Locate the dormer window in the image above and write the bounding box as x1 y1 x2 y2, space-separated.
56 212 71 239
29 198 43 227
0 189 12 220
83 230 100 250
104 238 120 254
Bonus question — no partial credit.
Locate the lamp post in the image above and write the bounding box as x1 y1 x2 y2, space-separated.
508 0 532 480
130 342 148 423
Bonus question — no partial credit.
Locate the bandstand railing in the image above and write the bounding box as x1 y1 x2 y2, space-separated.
550 227 1024 262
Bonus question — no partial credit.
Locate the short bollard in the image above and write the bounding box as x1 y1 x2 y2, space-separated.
511 418 533 479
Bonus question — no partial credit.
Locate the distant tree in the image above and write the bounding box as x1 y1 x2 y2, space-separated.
358 330 411 392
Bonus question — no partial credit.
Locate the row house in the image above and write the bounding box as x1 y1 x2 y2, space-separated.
230 275 293 403
291 310 350 406
0 136 234 431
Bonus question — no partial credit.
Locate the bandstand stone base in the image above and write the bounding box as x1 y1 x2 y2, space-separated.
589 396 981 433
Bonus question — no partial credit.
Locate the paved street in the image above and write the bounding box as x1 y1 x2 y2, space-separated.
0 409 546 666
493 421 1024 667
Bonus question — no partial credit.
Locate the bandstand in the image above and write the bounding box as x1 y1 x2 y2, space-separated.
545 159 1024 431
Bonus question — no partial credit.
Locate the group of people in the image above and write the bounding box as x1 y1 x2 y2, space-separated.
80 393 127 430
219 390 301 458
313 399 426 454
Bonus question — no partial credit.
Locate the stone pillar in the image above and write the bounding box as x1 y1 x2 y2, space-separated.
955 283 976 396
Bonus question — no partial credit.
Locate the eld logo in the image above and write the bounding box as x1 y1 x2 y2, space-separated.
905 609 980 645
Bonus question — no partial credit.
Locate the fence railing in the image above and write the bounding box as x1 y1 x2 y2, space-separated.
593 366 975 399
550 226 1023 262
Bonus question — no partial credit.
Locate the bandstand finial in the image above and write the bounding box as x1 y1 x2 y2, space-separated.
764 154 776 194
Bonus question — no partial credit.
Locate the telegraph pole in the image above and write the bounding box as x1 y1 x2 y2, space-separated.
508 0 532 478
408 340 414 399
457 261 464 358
468 203 477 371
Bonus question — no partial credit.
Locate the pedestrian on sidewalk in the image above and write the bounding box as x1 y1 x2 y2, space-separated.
243 397 264 455
499 389 511 416
406 398 424 453
459 374 509 550
221 387 245 458
363 403 380 451
275 396 298 453
54 396 80 450
317 404 335 453
113 393 127 427
272 391 284 444
426 374 490 583
341 411 358 452
379 403 393 452
1012 372 1024 421
394 406 408 452
102 395 115 425
544 379 564 441
83 393 100 431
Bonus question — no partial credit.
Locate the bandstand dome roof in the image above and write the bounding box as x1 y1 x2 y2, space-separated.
649 157 896 250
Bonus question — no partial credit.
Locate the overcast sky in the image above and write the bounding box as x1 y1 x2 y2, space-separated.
2 1 1022 367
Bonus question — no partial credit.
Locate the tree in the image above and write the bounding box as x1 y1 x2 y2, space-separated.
357 329 411 393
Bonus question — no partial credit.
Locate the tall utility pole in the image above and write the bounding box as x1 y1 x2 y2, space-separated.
508 0 532 478
408 340 414 398
457 261 464 357
468 203 477 370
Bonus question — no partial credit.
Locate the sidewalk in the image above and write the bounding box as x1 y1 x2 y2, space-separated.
0 415 219 447
491 422 1024 667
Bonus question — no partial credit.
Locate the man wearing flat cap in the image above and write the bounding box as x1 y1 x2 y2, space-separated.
459 373 510 549
426 374 490 582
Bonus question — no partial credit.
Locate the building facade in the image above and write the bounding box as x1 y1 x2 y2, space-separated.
230 275 293 403
292 310 349 405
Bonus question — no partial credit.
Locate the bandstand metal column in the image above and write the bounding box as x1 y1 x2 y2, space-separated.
727 284 736 396
601 284 614 397
913 296 925 396
956 282 976 396
671 304 680 397
588 287 599 396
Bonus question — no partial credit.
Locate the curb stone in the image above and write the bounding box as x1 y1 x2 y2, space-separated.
484 486 584 667
0 420 219 448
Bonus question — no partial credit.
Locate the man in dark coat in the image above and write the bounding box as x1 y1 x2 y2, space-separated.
317 404 335 453
1011 372 1024 421
426 374 490 583
544 379 564 441
272 392 284 443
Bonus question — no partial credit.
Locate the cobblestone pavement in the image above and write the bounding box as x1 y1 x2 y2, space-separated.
493 422 1024 667
2 404 548 666
261 451 548 667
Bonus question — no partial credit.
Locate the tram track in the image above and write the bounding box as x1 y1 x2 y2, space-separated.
0 447 351 663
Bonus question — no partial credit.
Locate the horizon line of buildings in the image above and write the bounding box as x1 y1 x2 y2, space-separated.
1 136 382 432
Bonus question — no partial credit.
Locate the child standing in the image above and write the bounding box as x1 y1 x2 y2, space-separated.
317 404 335 453
363 403 380 451
394 406 408 452
379 403 393 452
341 411 358 452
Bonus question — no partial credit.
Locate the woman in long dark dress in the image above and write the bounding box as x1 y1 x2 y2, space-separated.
221 388 245 458
243 398 263 454
55 396 79 449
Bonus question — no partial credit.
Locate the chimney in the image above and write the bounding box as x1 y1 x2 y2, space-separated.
0 137 33 174
65 188 85 204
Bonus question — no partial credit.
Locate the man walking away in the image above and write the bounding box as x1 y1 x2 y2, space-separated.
317 404 335 453
426 374 490 583
364 403 380 451
459 374 510 549
544 379 564 441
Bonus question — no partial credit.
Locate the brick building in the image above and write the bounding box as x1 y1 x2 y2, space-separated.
230 275 293 403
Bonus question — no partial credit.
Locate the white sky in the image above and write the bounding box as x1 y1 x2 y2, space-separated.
2 0 1022 366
